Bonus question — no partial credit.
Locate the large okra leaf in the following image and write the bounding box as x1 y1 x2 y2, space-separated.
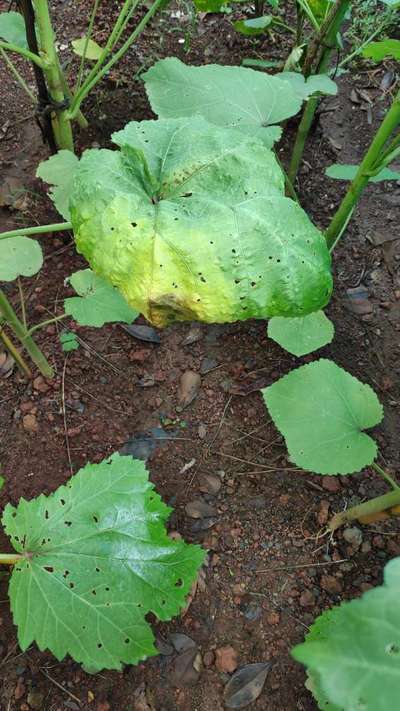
70 117 332 327
293 557 400 711
262 359 383 474
143 58 303 147
3 453 204 672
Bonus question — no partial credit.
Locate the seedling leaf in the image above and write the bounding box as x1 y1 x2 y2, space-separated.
70 117 332 327
293 557 400 710
0 237 43 281
0 11 28 48
64 269 139 327
234 16 273 35
143 58 304 147
60 331 79 352
262 359 383 475
326 163 400 182
36 151 80 220
3 453 204 672
71 37 103 60
268 311 334 356
362 39 400 61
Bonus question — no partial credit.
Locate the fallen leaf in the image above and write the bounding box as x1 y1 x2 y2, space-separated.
178 371 201 408
170 647 202 687
185 499 217 519
121 323 161 343
0 351 14 378
120 427 177 460
181 562 207 617
133 683 155 711
182 326 203 346
224 662 272 709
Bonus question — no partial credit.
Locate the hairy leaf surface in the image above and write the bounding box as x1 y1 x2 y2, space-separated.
36 151 80 220
293 557 400 710
0 237 43 281
143 58 304 146
268 311 334 356
262 359 383 474
70 117 332 326
3 453 204 672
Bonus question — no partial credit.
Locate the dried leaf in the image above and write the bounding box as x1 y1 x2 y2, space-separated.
121 324 161 344
182 326 203 346
0 351 14 378
198 474 222 494
170 647 202 686
224 662 271 709
185 499 217 519
169 633 196 653
178 371 201 408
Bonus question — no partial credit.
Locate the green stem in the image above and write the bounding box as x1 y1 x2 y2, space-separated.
275 155 300 203
296 0 319 31
17 278 27 330
67 0 166 120
0 326 32 378
27 313 67 337
0 290 53 379
338 25 383 70
0 47 36 102
0 222 72 240
326 90 400 249
0 39 45 68
75 0 101 92
0 554 25 565
33 0 74 150
329 488 400 532
287 0 350 184
372 462 399 490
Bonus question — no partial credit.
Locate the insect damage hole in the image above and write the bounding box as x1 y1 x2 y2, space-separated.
43 566 54 573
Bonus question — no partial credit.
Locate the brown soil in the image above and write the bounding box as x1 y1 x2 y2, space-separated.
1 2 400 710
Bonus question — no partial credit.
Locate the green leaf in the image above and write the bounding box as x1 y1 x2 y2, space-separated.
71 37 104 60
234 15 273 35
3 453 204 672
363 39 400 61
305 672 343 711
36 151 80 220
192 0 226 10
60 331 79 352
283 45 304 71
0 11 28 49
326 163 400 182
70 117 332 327
307 0 331 22
64 269 139 327
143 58 304 147
0 237 43 281
279 71 337 99
262 359 383 475
293 557 400 711
268 311 334 357
242 58 283 69
380 0 400 5
0 475 4 491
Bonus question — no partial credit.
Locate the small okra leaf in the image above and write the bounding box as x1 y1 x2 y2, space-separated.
233 16 273 36
293 557 400 711
3 452 205 672
0 237 43 281
279 72 337 99
268 311 334 357
143 58 304 147
0 11 28 48
59 331 79 352
36 150 80 220
262 359 383 475
64 269 139 327
326 163 400 182
362 39 400 61
71 37 103 60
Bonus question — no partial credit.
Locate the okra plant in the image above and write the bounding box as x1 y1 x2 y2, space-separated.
0 453 204 671
0 0 168 152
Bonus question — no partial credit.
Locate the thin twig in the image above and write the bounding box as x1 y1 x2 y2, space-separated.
61 355 73 474
40 668 81 705
256 558 348 573
207 395 232 449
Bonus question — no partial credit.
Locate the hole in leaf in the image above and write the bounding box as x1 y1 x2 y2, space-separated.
175 578 183 587
181 192 192 198
105 586 110 591
125 638 130 644
12 512 16 518
95 567 100 573
386 643 399 655
93 515 99 523
63 570 70 578
97 643 103 648
60 499 65 506
44 566 54 573
92 590 97 595
64 521 72 527
132 222 137 227
69 582 75 589
45 510 49 519
82 625 87 630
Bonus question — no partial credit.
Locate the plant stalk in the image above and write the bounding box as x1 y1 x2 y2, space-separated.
372 462 399 490
0 290 53 378
287 0 350 184
326 90 400 249
0 40 45 67
0 222 72 240
329 488 400 531
68 0 166 120
0 327 32 378
33 0 74 150
0 554 25 565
